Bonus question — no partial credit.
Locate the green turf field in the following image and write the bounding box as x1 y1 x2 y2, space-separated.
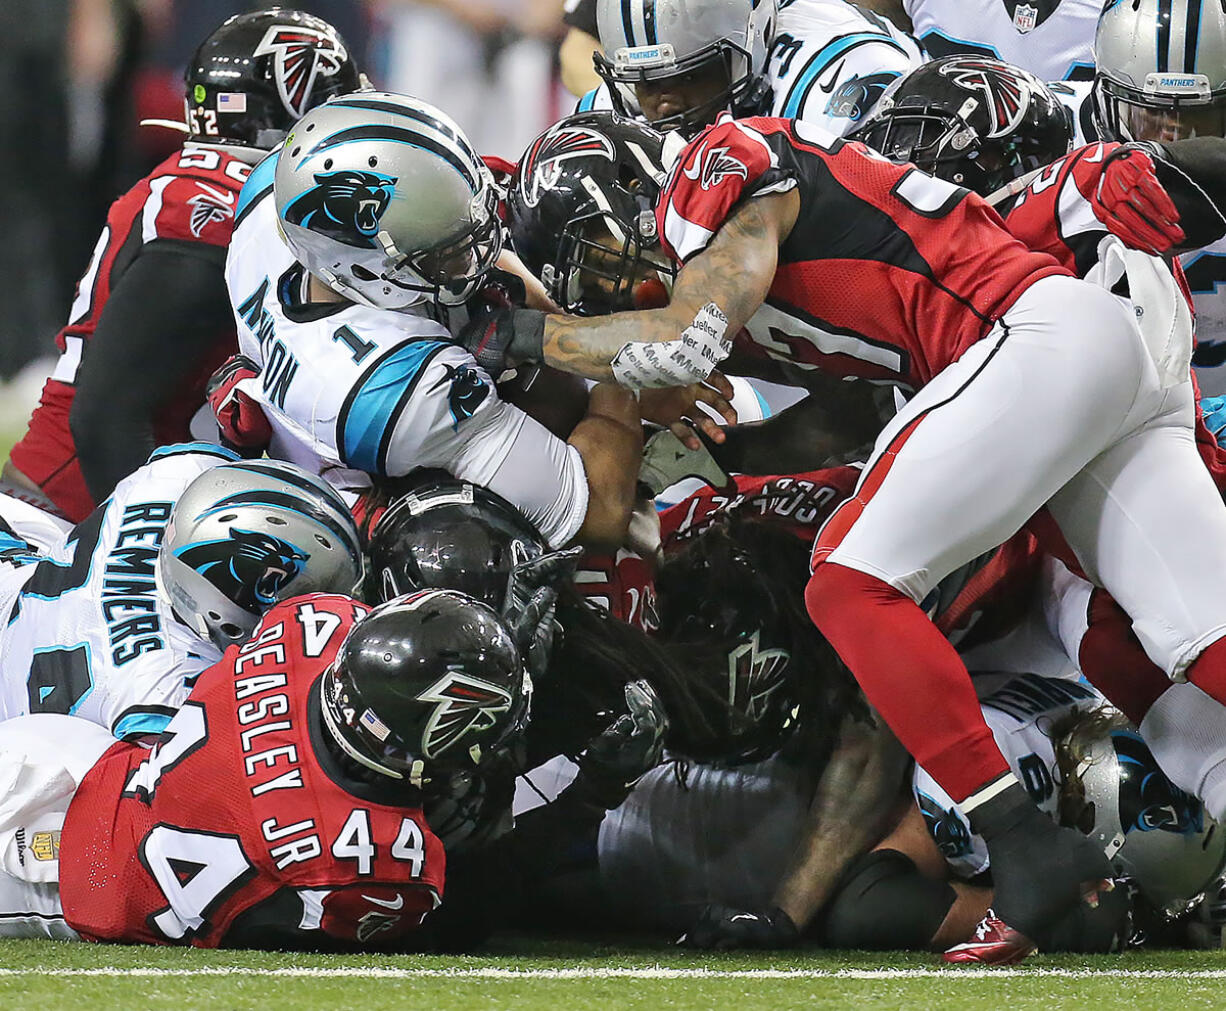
1 939 1224 1010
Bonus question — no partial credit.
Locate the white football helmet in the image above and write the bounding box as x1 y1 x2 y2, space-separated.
1095 0 1226 141
275 92 503 309
159 459 363 649
594 0 778 133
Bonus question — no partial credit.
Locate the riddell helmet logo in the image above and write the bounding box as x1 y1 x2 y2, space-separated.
937 57 1034 139
519 125 616 207
255 25 348 119
417 669 513 759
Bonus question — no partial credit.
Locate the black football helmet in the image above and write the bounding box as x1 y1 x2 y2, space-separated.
185 8 361 150
851 56 1073 197
320 589 532 784
654 523 801 765
507 112 678 316
367 476 547 610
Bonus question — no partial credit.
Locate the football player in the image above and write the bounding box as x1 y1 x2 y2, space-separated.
857 0 1100 83
578 0 924 139
0 588 537 947
458 102 1226 957
825 675 1226 956
0 448 362 740
0 9 360 522
223 92 641 553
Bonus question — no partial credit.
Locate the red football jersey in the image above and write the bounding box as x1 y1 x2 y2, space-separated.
59 594 446 948
9 145 251 521
656 115 1069 391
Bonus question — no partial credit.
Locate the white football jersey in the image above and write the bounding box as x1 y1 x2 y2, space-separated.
0 445 231 738
575 0 924 136
904 0 1101 82
912 672 1103 879
767 0 925 134
596 756 816 930
226 160 589 546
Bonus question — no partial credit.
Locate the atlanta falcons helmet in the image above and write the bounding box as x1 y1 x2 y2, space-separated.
367 476 546 610
595 0 777 134
276 92 503 310
320 589 532 784
507 112 679 315
1077 726 1226 918
1094 0 1226 141
159 458 363 650
185 9 360 150
852 56 1073 196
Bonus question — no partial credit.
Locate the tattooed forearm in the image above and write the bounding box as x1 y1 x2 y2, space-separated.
540 191 793 382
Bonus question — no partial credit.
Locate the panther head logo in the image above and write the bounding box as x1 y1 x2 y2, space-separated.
432 362 490 430
824 71 901 123
283 170 397 248
917 792 975 859
1113 730 1205 835
175 528 308 612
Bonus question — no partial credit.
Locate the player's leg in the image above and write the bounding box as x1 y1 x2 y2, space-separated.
806 276 1148 944
0 714 113 939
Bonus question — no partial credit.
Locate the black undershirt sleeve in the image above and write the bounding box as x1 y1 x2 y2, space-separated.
70 239 233 502
1151 137 1226 249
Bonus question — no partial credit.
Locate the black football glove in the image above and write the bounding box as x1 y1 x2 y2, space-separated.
677 903 801 950
504 545 584 678
457 306 547 378
574 679 669 809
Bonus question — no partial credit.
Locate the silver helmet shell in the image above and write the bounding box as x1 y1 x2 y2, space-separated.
159 459 363 650
275 92 502 309
1078 725 1226 918
594 0 778 133
1094 0 1226 141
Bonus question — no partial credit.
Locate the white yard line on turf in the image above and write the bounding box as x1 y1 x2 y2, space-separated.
1 967 1226 980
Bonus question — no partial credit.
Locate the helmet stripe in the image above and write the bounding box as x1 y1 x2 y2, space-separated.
324 98 482 167
644 0 658 46
195 490 360 556
1185 0 1203 73
303 125 479 191
224 461 353 518
621 0 637 46
1157 0 1173 73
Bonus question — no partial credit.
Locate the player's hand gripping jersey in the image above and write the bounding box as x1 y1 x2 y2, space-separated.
656 115 1068 391
0 445 237 738
225 164 589 547
8 146 251 521
58 595 446 948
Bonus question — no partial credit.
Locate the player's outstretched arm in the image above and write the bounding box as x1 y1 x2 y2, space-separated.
540 190 800 387
71 242 234 501
567 382 642 549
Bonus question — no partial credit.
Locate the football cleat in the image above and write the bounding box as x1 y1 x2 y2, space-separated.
942 910 1036 965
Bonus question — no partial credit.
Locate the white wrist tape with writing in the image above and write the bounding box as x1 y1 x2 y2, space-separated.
611 302 732 389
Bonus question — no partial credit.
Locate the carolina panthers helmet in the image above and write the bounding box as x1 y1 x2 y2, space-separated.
275 92 503 310
508 112 679 315
159 459 363 650
1076 726 1226 918
185 9 360 150
851 56 1073 197
1095 0 1226 142
368 476 546 609
594 0 778 134
320 589 532 784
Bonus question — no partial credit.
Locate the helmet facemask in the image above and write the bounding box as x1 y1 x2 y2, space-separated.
547 208 675 315
1094 74 1226 142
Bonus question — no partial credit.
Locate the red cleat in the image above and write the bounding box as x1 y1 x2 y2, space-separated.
942 910 1037 965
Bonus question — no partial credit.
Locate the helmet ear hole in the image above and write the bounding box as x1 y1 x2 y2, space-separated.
352 264 379 281
267 516 287 525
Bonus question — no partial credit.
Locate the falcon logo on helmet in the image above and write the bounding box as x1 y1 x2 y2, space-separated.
938 58 1034 139
255 24 349 119
727 630 789 722
520 125 616 207
417 669 514 759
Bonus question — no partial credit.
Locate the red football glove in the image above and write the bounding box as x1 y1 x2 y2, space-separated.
206 354 272 452
1093 144 1185 254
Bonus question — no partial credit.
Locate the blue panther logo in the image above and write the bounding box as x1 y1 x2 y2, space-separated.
917 792 974 859
283 170 397 248
432 362 490 430
1113 730 1205 835
176 528 308 611
825 72 902 122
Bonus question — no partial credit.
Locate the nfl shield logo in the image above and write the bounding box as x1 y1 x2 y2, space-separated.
1013 3 1038 33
